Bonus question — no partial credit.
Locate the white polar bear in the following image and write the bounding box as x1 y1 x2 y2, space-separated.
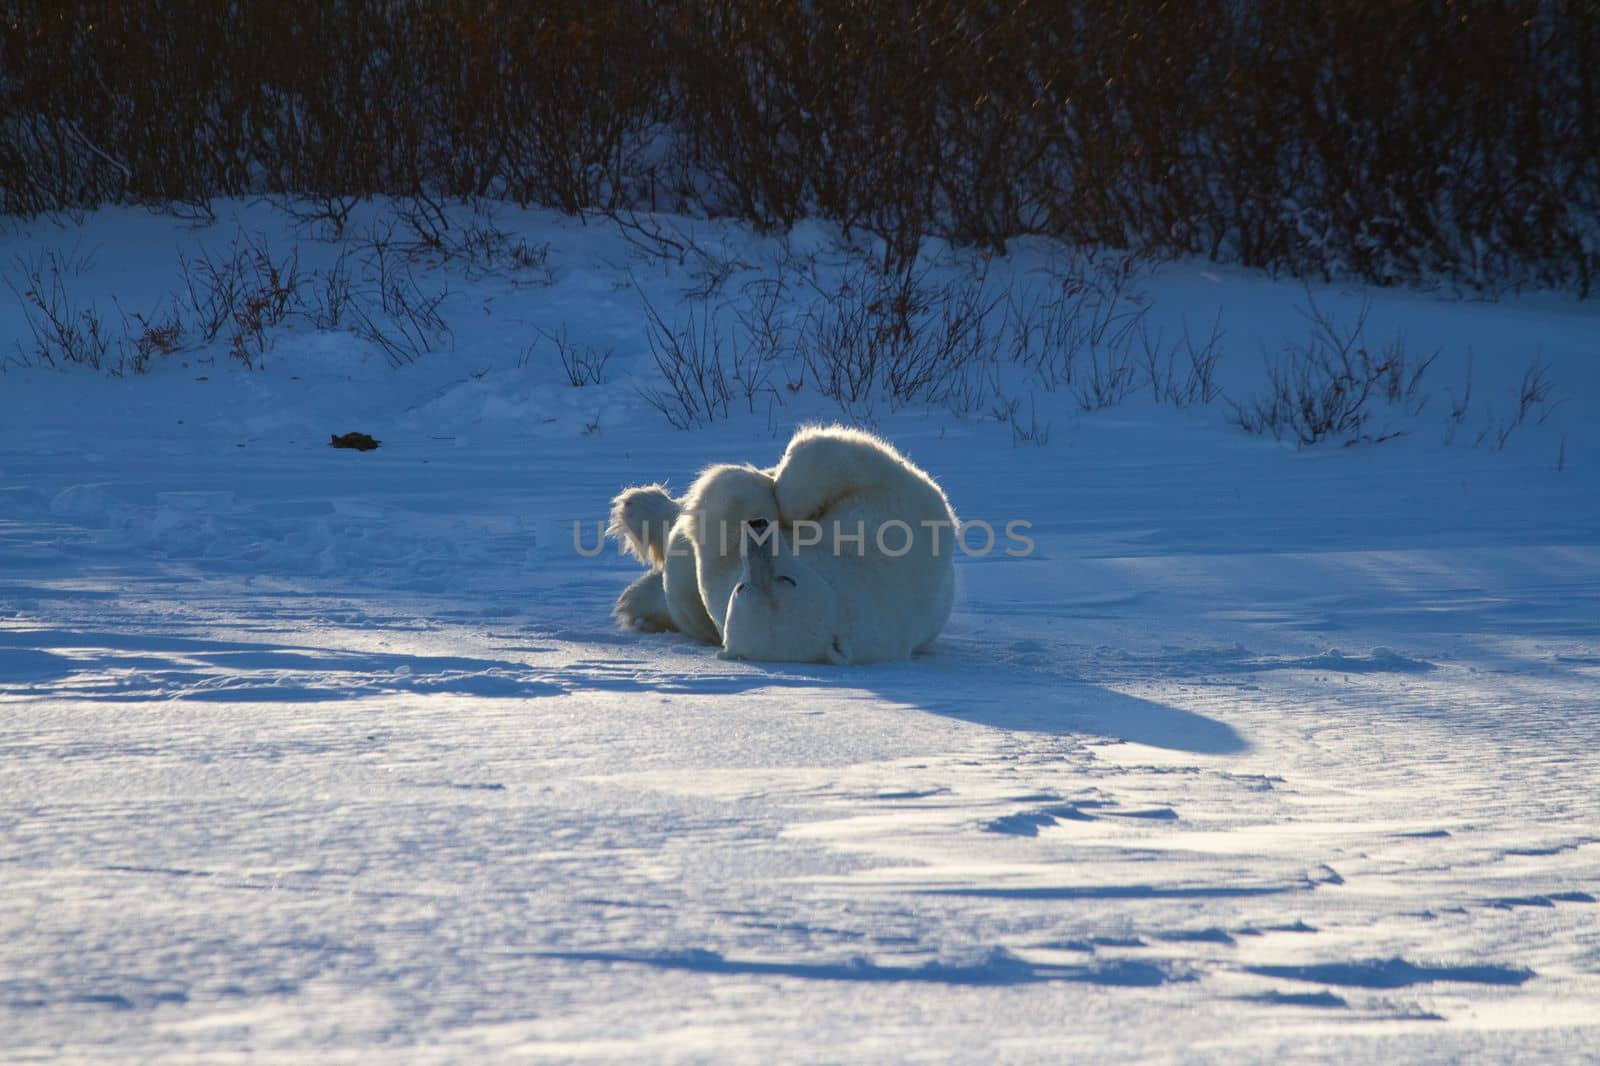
610 425 957 665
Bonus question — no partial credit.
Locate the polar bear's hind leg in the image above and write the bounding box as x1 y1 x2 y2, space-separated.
609 483 680 565
774 425 950 526
615 569 676 632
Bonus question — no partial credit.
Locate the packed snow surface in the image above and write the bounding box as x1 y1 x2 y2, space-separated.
2 202 1598 1062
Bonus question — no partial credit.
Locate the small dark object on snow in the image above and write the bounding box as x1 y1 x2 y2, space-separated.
330 432 380 451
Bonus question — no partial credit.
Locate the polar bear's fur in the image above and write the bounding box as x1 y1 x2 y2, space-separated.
723 426 957 664
610 463 778 645
610 426 957 665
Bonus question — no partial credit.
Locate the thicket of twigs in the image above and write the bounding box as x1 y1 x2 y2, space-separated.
5 1 1597 294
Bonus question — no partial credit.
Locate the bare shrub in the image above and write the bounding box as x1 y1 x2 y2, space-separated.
506 237 556 283
230 237 304 367
116 299 185 374
1232 293 1438 446
457 217 555 285
179 243 243 343
1475 356 1561 450
175 219 450 368
1015 252 1151 393
1003 390 1051 448
1141 312 1226 409
4 250 113 368
49 241 98 278
176 228 304 366
360 198 560 285
1514 357 1559 427
162 196 217 226
174 231 302 368
306 247 355 330
276 194 362 240
5 3 1596 293
347 224 450 366
532 325 613 387
391 194 454 262
456 216 519 278
610 209 752 298
996 251 1156 412
608 209 694 266
486 6 667 212
796 260 1000 417
1013 407 1051 447
0 112 129 218
1442 352 1475 446
638 293 732 429
727 272 794 411
1074 343 1140 412
795 267 884 414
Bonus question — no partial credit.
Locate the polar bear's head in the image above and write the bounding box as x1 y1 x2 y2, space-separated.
720 522 850 665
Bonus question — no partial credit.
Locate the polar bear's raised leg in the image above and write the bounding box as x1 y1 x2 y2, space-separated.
608 483 680 566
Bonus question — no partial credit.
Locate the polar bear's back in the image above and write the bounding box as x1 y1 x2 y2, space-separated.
774 426 957 662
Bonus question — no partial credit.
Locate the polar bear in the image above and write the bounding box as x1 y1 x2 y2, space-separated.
610 426 957 665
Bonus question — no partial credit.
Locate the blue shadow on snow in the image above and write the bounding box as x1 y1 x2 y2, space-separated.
540 946 1175 987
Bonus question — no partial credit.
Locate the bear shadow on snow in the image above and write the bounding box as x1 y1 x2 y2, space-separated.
850 651 1248 755
551 636 1247 756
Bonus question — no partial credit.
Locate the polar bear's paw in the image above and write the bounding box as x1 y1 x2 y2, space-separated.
614 569 676 632
609 483 680 566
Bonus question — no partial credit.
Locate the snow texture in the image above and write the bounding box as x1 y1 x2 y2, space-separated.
1 201 1597 1062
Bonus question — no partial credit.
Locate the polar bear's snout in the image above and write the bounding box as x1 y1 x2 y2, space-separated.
738 522 778 593
740 518 778 560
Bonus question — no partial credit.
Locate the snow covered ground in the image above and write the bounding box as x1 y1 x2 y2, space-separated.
2 201 1598 1062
